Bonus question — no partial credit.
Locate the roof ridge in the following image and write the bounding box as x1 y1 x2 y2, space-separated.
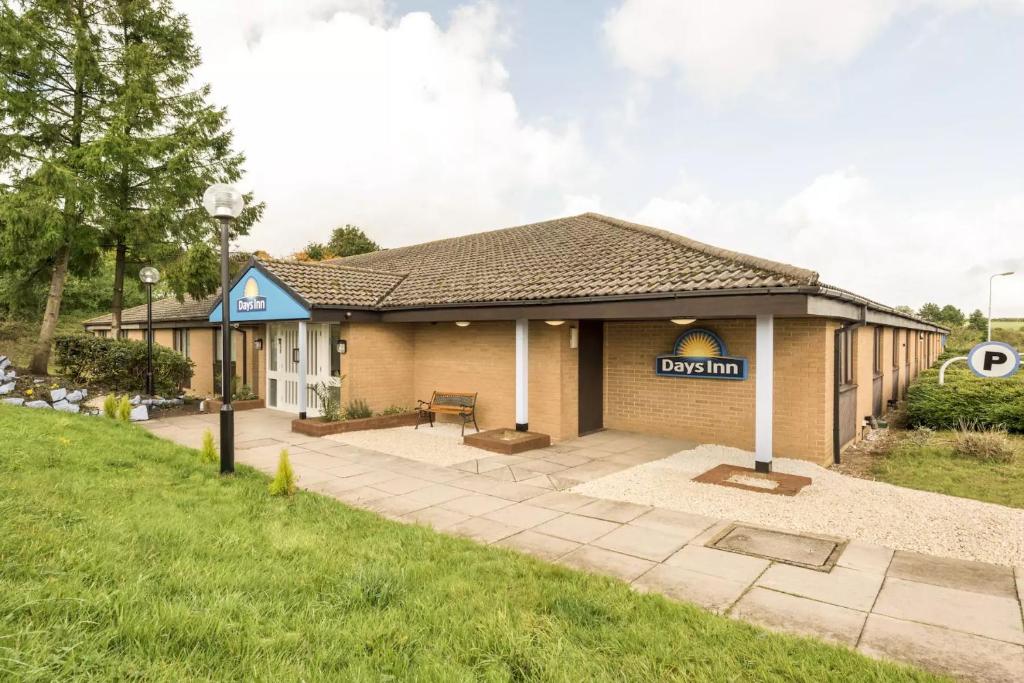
581 212 819 286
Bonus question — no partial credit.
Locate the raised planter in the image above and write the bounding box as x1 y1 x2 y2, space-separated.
464 428 551 455
207 398 265 412
291 411 418 437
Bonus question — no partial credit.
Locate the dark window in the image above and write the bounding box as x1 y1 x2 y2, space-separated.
873 327 883 375
840 329 855 386
118 329 129 340
891 328 899 367
330 324 341 377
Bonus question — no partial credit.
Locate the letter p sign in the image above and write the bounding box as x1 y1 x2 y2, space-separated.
967 342 1020 379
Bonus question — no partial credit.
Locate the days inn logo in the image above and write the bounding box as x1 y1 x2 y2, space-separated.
237 277 267 313
655 328 748 380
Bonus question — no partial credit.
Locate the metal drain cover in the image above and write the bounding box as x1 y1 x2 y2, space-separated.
709 524 845 571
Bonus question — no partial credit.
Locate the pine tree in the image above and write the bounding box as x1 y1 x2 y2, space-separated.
268 449 297 496
117 394 131 421
199 429 216 464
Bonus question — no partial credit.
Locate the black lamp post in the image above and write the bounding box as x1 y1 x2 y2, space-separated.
139 266 160 396
203 183 245 475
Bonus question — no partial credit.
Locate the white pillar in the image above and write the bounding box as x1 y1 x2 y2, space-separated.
755 314 774 472
515 318 528 430
297 320 308 419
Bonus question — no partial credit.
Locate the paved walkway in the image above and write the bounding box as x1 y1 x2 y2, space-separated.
142 409 1024 683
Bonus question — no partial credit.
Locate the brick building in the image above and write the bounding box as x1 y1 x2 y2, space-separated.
84 214 946 468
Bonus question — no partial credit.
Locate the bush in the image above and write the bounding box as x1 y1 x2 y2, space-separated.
103 394 117 419
379 405 407 416
313 377 343 422
268 449 297 496
200 430 217 464
117 395 131 422
953 421 1016 463
906 353 1024 432
54 334 193 396
345 398 372 420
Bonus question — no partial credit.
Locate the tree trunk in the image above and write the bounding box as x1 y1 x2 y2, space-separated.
111 241 127 335
29 245 71 375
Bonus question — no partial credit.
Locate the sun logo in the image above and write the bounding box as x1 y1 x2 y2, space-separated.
674 330 725 358
656 328 748 380
243 277 259 298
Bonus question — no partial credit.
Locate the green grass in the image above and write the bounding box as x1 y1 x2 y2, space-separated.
0 408 939 682
872 434 1024 508
991 318 1024 331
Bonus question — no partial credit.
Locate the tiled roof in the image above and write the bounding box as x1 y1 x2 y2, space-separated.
258 259 406 307
83 294 218 326
327 213 819 307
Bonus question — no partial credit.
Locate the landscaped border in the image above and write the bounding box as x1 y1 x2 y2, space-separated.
291 411 418 437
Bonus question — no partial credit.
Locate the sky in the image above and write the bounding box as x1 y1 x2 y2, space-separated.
174 0 1024 316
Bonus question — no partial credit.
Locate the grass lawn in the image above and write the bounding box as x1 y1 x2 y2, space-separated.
871 434 1024 509
0 408 939 682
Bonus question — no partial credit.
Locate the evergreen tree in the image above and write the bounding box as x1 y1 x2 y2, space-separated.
327 224 379 257
918 302 942 323
938 304 965 328
0 0 107 374
968 309 987 334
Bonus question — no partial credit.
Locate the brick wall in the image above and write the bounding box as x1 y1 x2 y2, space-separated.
190 329 215 396
341 322 416 412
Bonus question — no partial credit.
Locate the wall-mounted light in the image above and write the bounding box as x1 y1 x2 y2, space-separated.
569 326 578 349
254 338 264 351
670 318 696 325
336 339 347 354
292 348 300 363
544 320 565 326
455 321 471 327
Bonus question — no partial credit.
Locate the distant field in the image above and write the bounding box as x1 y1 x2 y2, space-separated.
992 319 1024 331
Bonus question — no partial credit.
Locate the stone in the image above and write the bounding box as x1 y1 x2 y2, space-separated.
4 370 15 381
25 400 52 409
53 400 80 414
50 387 66 402
0 356 9 370
0 381 14 395
65 390 83 403
130 395 141 406
590 523 691 562
142 399 154 406
2 397 24 406
129 405 149 421
730 587 868 647
80 388 88 398
755 563 884 612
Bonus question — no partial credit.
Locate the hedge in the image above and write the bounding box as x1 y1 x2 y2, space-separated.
906 351 1024 432
54 334 193 396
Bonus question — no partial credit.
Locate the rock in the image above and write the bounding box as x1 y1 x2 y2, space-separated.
130 395 141 406
33 378 45 384
80 388 88 398
141 398 154 406
2 397 24 406
4 370 15 381
25 400 51 409
53 400 79 414
0 381 14 395
168 398 183 405
65 390 83 403
50 387 67 402
129 405 148 421
0 357 9 371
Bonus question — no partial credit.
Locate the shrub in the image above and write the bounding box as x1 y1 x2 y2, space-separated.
313 377 343 422
117 395 132 422
906 354 1024 432
54 334 193 395
200 430 217 464
102 394 117 419
906 426 933 446
268 449 297 496
345 398 372 420
232 379 257 401
952 420 1016 463
379 405 407 416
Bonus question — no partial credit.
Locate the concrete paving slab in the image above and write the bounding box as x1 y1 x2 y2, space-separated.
482 503 563 530
836 541 894 574
365 494 432 519
540 452 593 468
320 463 371 478
484 481 550 502
373 476 434 496
515 475 558 490
633 563 748 614
859 613 1024 683
630 508 716 540
874 577 1024 644
528 491 598 513
888 550 1018 599
495 530 581 562
534 513 621 544
710 525 839 569
438 494 516 516
559 545 655 582
400 506 469 530
403 483 470 506
329 486 391 506
605 450 670 466
447 475 502 494
574 499 652 523
666 545 770 585
756 564 884 612
324 470 396 491
557 461 631 483
591 524 690 562
730 587 867 647
447 516 519 544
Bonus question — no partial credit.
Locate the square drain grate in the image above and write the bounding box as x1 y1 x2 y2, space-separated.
708 524 846 571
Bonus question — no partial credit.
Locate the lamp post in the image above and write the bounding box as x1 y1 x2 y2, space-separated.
988 271 1014 341
139 266 160 396
203 183 245 475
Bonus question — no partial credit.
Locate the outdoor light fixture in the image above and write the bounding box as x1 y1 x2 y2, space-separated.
336 339 347 354
544 320 566 326
204 183 245 475
254 338 264 351
455 321 471 327
138 267 160 396
292 348 300 364
671 318 696 325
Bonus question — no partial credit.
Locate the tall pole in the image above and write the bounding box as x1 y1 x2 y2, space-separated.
146 283 154 395
219 216 234 474
988 274 994 342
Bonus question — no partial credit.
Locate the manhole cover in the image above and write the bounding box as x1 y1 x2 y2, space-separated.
709 524 845 571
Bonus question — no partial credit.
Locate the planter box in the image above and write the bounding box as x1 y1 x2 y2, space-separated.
292 411 418 437
464 428 551 455
207 398 265 412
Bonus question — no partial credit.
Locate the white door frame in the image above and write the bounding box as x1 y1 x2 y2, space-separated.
265 322 333 416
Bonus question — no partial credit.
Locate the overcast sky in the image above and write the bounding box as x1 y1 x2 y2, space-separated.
175 0 1024 315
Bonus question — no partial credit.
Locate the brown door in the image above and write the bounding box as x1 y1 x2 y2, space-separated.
578 320 604 435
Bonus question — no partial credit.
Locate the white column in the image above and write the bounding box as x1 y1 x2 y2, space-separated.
515 318 528 430
297 320 308 419
755 314 774 472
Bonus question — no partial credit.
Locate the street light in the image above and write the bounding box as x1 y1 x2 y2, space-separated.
203 183 245 475
139 266 160 396
988 271 1015 341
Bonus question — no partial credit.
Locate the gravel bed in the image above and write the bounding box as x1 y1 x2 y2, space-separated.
325 423 484 467
571 444 1024 567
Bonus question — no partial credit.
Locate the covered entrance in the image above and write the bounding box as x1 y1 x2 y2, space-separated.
266 322 336 417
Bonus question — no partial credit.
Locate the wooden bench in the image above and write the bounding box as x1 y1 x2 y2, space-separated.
416 391 479 436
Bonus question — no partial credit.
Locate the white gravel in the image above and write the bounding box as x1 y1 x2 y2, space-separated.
571 444 1024 567
325 424 483 467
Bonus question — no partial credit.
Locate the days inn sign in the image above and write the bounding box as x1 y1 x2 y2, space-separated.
237 276 267 313
655 328 749 380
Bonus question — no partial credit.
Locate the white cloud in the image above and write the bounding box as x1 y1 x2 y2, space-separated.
604 0 1024 100
175 1 591 254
